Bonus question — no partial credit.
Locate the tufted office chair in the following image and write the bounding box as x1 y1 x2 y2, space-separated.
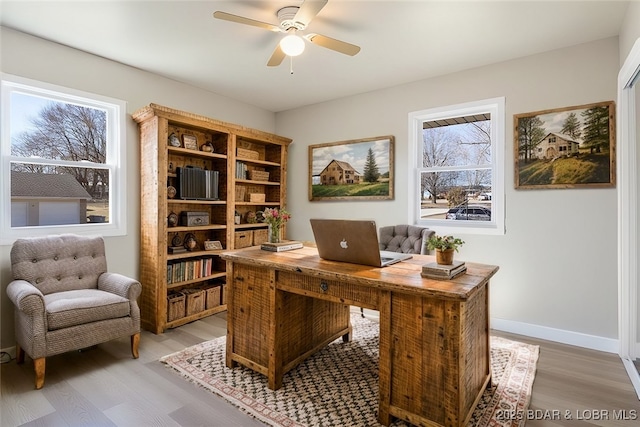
6 234 141 389
359 225 435 318
378 224 435 255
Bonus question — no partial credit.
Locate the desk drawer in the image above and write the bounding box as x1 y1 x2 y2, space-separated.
278 272 379 308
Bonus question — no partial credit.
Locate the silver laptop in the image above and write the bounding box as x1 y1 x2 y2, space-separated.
310 219 413 267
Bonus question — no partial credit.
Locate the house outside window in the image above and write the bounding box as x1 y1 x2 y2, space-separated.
1 74 127 244
408 98 505 235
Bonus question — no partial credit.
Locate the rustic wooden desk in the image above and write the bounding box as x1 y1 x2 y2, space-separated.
221 246 498 427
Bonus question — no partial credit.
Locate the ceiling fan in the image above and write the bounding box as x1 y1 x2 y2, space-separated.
213 0 360 67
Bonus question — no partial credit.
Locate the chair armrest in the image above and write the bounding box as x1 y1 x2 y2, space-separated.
6 280 45 315
98 273 142 301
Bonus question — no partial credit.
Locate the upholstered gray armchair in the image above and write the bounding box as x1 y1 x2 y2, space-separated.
378 224 435 255
6 234 141 389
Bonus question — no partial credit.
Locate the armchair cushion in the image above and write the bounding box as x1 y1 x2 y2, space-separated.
44 289 131 331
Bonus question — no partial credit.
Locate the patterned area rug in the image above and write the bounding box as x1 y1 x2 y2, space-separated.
160 315 539 427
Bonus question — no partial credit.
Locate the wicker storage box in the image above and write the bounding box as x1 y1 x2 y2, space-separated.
184 288 205 316
237 147 259 160
203 285 221 309
249 170 270 181
235 186 246 202
253 228 268 245
167 292 186 322
248 193 266 203
234 230 253 248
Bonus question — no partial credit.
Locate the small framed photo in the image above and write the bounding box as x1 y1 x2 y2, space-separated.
182 134 198 150
204 240 223 251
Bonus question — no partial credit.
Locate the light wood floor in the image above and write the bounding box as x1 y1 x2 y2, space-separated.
1 311 639 427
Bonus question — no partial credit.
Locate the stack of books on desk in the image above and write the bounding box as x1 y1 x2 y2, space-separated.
421 260 467 280
260 240 304 252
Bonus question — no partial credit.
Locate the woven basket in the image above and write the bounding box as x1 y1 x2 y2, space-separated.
234 230 253 248
237 147 259 160
203 285 221 309
184 288 205 316
167 292 185 322
253 228 268 246
235 186 246 202
249 170 270 181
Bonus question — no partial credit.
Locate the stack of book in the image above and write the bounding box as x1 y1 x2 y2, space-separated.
260 240 303 252
421 260 467 280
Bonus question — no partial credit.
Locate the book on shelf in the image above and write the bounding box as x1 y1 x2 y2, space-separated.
421 260 467 280
260 240 304 252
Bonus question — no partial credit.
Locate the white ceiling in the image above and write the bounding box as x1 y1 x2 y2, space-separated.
0 1 630 112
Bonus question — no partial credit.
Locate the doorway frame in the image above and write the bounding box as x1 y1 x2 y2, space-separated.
618 36 640 399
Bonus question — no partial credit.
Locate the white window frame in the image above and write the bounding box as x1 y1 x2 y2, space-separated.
1 74 127 244
408 97 505 235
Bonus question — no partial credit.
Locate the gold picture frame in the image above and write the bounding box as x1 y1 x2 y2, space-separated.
514 101 616 189
309 135 394 201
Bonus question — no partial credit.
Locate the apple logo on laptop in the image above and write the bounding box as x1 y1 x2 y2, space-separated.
340 239 348 249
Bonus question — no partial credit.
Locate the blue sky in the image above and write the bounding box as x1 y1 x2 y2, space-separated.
10 92 53 138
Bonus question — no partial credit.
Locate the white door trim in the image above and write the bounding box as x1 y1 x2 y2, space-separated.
618 36 640 399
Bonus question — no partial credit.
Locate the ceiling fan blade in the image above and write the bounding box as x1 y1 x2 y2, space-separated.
293 0 328 27
213 11 281 32
305 33 361 56
267 44 286 67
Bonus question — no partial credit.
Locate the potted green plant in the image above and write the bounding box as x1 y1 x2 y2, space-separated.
427 234 465 265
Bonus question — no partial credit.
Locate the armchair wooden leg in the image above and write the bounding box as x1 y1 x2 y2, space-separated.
131 333 140 359
16 343 25 364
34 357 45 389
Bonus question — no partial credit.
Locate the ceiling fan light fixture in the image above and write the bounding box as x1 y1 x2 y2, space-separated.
280 34 305 57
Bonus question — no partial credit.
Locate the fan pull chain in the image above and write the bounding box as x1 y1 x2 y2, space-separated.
289 56 294 74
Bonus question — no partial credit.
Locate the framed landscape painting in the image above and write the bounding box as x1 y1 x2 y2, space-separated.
514 101 615 189
309 136 394 201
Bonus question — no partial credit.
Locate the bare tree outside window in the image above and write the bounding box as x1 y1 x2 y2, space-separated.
10 94 110 226
419 118 492 221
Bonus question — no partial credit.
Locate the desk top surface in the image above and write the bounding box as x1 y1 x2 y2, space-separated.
221 246 498 300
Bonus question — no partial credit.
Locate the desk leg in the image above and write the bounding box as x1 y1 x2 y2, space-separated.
225 262 236 369
268 270 284 390
378 291 392 426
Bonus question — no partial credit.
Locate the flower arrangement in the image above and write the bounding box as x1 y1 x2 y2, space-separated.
261 207 291 243
426 234 465 252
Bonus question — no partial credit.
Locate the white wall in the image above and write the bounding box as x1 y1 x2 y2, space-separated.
0 27 277 349
276 37 620 349
620 0 640 65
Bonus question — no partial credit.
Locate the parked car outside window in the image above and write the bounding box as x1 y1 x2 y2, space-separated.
446 205 491 221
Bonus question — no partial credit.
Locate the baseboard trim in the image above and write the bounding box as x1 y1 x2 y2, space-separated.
491 318 619 353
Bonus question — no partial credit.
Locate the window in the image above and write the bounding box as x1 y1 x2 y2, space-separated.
1 74 127 244
408 98 505 235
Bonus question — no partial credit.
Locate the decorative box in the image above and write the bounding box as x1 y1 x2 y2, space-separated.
179 211 210 227
248 193 266 203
